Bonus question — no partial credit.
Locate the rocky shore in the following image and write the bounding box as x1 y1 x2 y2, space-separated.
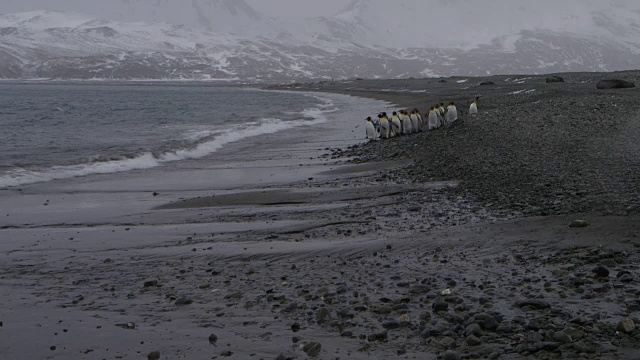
1 73 639 359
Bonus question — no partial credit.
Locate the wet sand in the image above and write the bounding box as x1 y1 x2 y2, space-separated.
1 77 640 360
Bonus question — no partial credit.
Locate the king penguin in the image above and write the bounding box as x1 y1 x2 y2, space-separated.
410 109 420 133
428 106 439 130
435 104 444 128
469 96 479 116
446 102 458 125
365 116 379 140
380 113 391 139
391 111 402 137
401 110 412 135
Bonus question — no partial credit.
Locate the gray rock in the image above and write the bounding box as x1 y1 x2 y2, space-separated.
573 340 596 353
465 323 483 336
143 280 158 287
175 297 193 306
592 266 609 278
432 301 448 312
617 318 635 333
303 342 322 357
220 351 233 356
546 76 564 83
466 335 482 346
443 350 461 360
516 300 550 310
315 307 330 323
208 333 217 345
596 79 636 89
479 81 495 86
367 331 388 342
382 321 400 330
147 351 160 360
569 219 589 228
552 331 572 343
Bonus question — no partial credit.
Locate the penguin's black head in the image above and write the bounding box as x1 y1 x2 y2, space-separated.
392 111 397 115
366 116 372 121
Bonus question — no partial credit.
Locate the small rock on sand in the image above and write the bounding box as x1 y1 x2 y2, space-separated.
569 219 589 228
596 79 636 89
175 297 193 306
208 333 217 345
592 266 609 278
546 76 564 83
443 350 460 360
147 351 160 360
617 318 636 333
303 342 322 357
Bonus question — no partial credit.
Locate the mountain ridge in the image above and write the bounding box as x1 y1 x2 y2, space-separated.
1 4 640 81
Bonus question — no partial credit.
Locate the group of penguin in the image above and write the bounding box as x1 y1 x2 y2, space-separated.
365 97 479 140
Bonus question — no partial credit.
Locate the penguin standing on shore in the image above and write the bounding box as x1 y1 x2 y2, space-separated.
365 116 379 140
428 106 438 130
410 109 420 133
401 110 412 135
415 109 425 131
446 102 458 125
435 104 444 128
391 111 402 137
380 113 390 139
469 96 479 116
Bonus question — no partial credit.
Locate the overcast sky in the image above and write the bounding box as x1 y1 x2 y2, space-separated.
247 0 342 17
0 0 345 18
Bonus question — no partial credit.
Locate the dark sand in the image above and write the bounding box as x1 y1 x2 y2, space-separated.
1 74 640 360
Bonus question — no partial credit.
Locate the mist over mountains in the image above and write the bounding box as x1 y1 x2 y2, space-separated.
1 0 640 80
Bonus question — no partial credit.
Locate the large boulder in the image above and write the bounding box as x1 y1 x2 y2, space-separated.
596 79 635 89
546 76 564 83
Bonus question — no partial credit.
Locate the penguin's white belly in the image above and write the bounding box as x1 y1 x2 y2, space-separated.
428 112 438 130
402 116 412 134
366 122 378 140
410 115 420 132
380 120 390 138
446 107 458 124
469 103 478 115
391 118 401 136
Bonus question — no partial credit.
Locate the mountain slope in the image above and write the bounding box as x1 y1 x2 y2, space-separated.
1 4 640 81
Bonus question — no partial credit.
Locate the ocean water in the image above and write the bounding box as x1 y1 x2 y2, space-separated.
0 83 343 188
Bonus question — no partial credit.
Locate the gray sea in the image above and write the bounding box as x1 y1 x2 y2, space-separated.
0 83 345 188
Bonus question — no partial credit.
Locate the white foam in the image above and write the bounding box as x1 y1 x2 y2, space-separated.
0 108 330 188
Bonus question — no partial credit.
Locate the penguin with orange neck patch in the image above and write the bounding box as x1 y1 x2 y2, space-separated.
469 96 480 115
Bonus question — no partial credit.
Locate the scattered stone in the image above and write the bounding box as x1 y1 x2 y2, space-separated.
382 321 401 330
220 351 233 357
443 350 461 360
466 335 481 346
546 76 564 83
291 322 301 332
208 333 217 345
592 266 609 278
175 297 193 306
515 299 550 310
569 219 589 228
143 280 158 287
617 318 635 333
552 331 572 343
596 79 636 89
50 346 56 351
465 323 482 337
367 331 388 342
303 342 322 357
315 307 330 323
115 322 136 330
147 351 160 360
432 302 448 312
479 81 495 86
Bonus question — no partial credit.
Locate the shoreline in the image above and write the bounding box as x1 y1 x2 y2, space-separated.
2 73 640 359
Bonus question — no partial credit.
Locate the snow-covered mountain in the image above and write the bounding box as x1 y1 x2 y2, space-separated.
1 0 640 80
